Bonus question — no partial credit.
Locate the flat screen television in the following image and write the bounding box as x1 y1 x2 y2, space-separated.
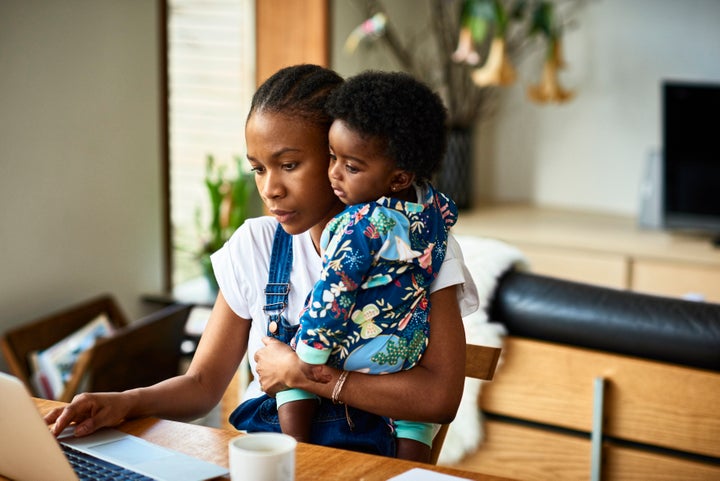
662 80 720 244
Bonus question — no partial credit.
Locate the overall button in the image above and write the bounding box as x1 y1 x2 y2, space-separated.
268 320 278 334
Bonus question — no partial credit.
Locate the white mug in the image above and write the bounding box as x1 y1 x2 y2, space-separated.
228 433 297 481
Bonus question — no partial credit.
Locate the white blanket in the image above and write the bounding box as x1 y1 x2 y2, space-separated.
437 235 527 465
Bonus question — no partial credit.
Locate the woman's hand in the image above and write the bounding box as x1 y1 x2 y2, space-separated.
44 391 135 437
254 337 333 396
254 337 295 396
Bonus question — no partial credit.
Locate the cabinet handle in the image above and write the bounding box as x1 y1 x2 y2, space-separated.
591 377 605 481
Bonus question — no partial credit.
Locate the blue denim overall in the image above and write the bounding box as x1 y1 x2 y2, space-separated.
228 225 396 457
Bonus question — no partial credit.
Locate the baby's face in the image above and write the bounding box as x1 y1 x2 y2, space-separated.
327 120 402 206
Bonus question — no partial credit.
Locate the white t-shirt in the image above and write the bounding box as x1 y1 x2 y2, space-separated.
211 216 479 402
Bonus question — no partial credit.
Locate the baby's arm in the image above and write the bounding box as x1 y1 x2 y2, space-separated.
294 222 377 365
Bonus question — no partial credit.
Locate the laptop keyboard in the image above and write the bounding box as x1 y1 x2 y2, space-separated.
61 443 155 480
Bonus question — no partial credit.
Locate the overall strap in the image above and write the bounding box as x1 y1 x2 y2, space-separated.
263 224 294 340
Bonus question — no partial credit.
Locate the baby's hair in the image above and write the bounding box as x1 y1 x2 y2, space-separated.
248 64 344 130
326 70 448 182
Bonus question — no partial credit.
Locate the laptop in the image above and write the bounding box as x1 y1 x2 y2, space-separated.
0 371 229 481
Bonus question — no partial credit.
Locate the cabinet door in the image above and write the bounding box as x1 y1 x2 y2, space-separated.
604 444 720 481
454 420 720 481
453 420 591 481
481 338 720 458
632 259 720 302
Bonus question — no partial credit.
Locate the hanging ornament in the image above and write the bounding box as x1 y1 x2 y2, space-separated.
344 13 387 54
452 26 481 65
452 0 492 65
471 37 516 87
527 39 574 103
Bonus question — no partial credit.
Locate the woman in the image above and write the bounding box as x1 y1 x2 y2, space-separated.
46 64 476 457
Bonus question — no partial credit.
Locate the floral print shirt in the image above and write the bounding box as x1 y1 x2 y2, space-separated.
293 183 458 373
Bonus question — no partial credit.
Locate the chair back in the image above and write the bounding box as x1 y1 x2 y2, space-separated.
62 304 192 400
430 343 502 464
0 294 128 395
1 296 191 402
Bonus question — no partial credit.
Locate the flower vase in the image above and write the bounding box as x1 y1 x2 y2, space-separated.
435 128 473 210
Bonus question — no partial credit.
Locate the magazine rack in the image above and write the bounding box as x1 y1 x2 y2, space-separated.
1 294 192 402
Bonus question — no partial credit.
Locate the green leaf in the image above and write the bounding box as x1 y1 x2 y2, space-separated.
530 1 555 39
468 17 489 43
492 0 509 35
199 153 256 256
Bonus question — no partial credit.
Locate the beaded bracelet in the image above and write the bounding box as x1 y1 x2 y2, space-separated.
331 370 350 404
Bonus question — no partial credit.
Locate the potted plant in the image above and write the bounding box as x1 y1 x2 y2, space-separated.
344 0 585 208
196 154 255 291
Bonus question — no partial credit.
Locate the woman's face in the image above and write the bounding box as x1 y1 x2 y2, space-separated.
245 110 344 239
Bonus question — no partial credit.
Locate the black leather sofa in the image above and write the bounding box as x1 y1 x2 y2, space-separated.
490 270 720 371
456 269 720 480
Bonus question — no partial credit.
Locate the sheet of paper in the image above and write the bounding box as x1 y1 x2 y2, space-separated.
387 467 472 481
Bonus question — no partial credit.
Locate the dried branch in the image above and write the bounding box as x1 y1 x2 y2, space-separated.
348 0 587 126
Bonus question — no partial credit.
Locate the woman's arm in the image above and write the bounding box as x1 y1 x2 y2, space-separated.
46 292 250 435
255 285 466 424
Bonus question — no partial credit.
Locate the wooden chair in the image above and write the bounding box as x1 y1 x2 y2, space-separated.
1 294 191 402
1 294 129 395
61 302 192 401
430 343 502 465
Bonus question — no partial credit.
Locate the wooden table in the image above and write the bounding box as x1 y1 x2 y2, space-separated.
26 399 516 481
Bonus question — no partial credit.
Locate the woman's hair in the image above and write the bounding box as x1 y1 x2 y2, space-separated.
248 64 344 131
325 70 448 182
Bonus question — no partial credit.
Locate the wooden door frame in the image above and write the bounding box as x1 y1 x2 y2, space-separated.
255 0 330 85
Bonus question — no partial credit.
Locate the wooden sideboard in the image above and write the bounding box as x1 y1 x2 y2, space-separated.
453 204 720 302
452 337 720 481
450 204 720 480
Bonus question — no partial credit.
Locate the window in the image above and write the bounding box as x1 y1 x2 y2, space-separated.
167 0 255 286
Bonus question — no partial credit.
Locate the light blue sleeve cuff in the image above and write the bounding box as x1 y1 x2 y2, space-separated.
296 341 331 365
275 388 319 408
394 420 440 447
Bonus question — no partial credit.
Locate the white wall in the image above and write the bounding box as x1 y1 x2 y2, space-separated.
0 0 163 349
332 0 720 216
492 0 720 215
